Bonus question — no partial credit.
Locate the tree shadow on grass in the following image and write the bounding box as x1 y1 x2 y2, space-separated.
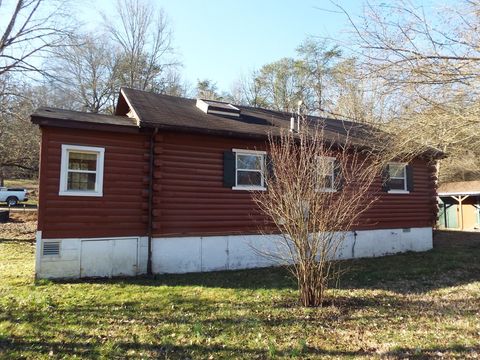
1 336 478 359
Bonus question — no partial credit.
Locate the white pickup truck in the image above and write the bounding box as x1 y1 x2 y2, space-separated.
0 187 29 206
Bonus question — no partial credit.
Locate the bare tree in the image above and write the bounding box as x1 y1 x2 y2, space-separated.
0 85 42 185
335 0 480 181
195 79 221 100
253 123 386 307
0 0 74 78
228 69 265 107
103 0 179 92
50 32 120 113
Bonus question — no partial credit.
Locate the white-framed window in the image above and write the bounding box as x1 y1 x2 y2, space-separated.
387 162 408 193
59 144 105 197
317 156 336 192
232 148 266 191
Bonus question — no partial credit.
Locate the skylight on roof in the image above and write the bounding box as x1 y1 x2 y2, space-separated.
196 99 241 117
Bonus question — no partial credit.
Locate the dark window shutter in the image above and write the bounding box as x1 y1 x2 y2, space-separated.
266 155 275 185
223 151 236 187
406 164 414 192
333 159 344 191
381 164 390 192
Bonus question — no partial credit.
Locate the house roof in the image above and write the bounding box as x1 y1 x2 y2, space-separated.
31 107 138 130
438 180 480 196
115 87 375 145
31 88 442 158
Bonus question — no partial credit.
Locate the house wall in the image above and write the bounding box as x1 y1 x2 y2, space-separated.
36 228 432 278
152 132 270 237
152 227 432 273
152 131 438 236
37 126 437 278
37 126 150 239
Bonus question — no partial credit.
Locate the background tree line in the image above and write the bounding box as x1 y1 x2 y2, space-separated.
1 0 479 184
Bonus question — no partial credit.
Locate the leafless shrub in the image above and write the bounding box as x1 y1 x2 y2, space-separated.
253 121 387 307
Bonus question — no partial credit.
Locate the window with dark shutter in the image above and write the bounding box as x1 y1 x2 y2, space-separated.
384 162 411 194
230 149 267 190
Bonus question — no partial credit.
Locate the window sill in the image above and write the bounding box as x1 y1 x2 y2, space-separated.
316 188 337 193
232 186 267 191
388 190 410 194
59 191 103 197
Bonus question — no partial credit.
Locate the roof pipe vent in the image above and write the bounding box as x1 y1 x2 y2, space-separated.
196 99 241 117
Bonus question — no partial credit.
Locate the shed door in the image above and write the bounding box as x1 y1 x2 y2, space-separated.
80 239 138 278
446 204 458 229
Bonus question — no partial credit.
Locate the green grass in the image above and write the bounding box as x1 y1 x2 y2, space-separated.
1 234 479 359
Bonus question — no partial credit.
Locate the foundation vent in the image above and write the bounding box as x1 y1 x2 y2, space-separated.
43 241 60 256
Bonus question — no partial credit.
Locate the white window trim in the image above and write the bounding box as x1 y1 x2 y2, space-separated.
59 144 105 197
232 148 267 191
317 156 337 193
387 162 409 194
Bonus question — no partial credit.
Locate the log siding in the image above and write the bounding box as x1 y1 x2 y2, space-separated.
38 128 437 239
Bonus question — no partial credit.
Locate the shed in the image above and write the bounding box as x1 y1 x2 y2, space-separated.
437 180 480 231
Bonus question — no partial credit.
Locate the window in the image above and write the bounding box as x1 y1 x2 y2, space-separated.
388 163 407 191
317 156 336 192
232 149 266 190
59 145 105 196
384 162 413 194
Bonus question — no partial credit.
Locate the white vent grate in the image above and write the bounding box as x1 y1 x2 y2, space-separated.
43 241 60 256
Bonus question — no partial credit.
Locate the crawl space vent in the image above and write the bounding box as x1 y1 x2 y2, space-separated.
43 241 60 256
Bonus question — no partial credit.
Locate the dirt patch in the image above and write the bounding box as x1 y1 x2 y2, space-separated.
434 230 480 248
0 211 37 240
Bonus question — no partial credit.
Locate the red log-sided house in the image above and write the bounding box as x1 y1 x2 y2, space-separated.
31 88 439 279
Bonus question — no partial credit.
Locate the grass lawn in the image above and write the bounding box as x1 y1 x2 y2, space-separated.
1 220 479 359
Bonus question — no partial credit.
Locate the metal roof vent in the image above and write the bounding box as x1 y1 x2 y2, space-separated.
196 99 241 117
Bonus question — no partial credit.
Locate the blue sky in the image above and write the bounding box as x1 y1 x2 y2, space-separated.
77 0 363 91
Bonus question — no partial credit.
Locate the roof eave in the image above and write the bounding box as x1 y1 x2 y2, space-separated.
31 115 143 134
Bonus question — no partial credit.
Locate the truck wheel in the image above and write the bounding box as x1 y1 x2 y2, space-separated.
6 196 18 207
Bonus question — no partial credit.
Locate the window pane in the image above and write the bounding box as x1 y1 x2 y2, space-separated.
68 152 97 171
237 154 262 170
389 178 405 190
318 158 334 176
67 172 96 191
237 170 262 186
389 164 405 178
319 174 333 189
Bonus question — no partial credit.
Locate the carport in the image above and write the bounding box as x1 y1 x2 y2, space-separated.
438 181 480 231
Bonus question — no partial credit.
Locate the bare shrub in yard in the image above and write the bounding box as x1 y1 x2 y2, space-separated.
253 123 386 307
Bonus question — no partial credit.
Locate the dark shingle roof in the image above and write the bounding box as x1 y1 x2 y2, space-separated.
117 87 372 144
31 107 137 128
